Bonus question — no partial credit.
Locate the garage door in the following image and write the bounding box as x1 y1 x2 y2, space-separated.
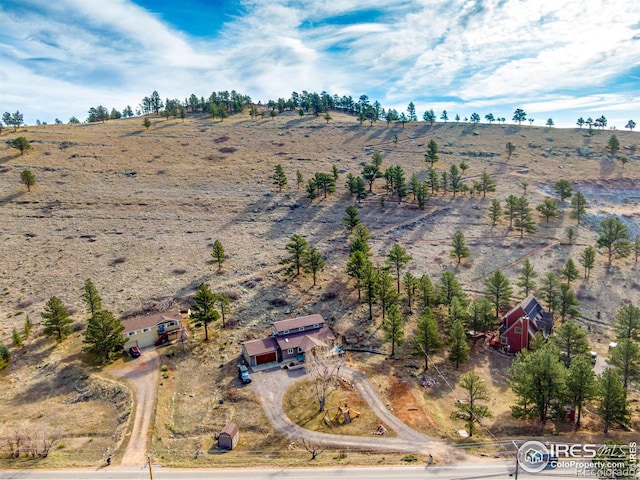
256 352 277 365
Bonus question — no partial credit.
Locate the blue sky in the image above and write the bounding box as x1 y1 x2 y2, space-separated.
1 0 639 128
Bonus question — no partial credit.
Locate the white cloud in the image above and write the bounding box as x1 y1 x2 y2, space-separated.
0 0 639 125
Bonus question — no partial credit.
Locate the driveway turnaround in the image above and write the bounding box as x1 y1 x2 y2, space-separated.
250 365 449 457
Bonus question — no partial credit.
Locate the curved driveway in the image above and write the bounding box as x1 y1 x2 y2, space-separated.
250 366 448 456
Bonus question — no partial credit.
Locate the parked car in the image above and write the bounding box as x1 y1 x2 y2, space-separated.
129 346 141 358
238 364 251 384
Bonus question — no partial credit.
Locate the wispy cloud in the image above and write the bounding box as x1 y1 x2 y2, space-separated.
0 0 639 127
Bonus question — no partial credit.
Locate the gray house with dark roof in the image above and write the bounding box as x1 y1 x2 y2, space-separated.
241 314 335 368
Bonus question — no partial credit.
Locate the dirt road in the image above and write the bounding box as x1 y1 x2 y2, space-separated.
250 366 451 459
107 349 160 466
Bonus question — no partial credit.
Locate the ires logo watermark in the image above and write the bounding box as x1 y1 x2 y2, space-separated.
517 440 638 477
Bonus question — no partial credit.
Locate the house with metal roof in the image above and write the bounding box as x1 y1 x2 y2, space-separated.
496 295 553 354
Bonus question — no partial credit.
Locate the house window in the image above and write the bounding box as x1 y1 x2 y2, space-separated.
298 327 304 331
514 327 522 334
142 328 151 333
313 324 320 328
297 347 303 353
287 348 294 354
501 337 508 345
128 331 136 337
283 330 289 334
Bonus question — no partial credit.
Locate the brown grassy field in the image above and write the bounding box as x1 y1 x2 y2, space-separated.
0 111 639 467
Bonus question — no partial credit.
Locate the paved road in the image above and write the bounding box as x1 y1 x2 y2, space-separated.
106 349 160 466
0 462 570 479
250 365 449 457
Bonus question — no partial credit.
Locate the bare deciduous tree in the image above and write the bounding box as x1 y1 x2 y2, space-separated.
305 345 344 412
301 438 325 460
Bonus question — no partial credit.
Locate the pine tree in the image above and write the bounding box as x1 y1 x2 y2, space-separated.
566 357 595 429
82 278 102 318
552 319 589 367
514 196 536 239
415 308 441 370
597 369 628 433
557 283 580 322
613 304 640 341
504 195 518 228
303 246 325 286
509 343 566 422
536 198 559 223
539 272 560 316
211 240 226 271
450 230 470 264
349 224 371 257
408 173 420 201
608 339 640 391
346 251 368 300
83 310 125 362
570 191 588 224
41 296 73 342
561 258 580 285
12 328 23 348
403 271 416 313
272 164 288 191
478 171 496 198
487 199 502 226
191 283 219 342
448 297 468 328
23 316 33 339
0 343 9 370
382 304 404 356
449 164 462 197
386 243 412 294
427 168 440 195
467 297 496 334
597 217 631 264
447 319 470 369
506 142 516 160
418 274 435 310
579 246 596 281
216 292 232 328
516 259 537 297
377 268 397 320
362 261 377 321
424 140 438 167
553 179 573 203
284 233 308 275
343 205 360 232
456 372 492 437
20 169 35 191
437 271 466 309
484 270 512 319
607 134 620 155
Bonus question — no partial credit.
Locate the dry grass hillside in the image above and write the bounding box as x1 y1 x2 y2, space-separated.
0 111 639 466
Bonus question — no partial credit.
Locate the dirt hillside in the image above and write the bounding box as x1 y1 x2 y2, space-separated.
0 111 638 465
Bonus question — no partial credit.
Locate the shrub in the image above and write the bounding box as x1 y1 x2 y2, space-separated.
0 342 10 369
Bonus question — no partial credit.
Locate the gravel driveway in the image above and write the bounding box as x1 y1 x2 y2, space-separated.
250 365 449 457
107 349 160 466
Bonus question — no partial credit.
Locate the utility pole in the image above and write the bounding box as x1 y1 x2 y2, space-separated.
147 454 153 480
